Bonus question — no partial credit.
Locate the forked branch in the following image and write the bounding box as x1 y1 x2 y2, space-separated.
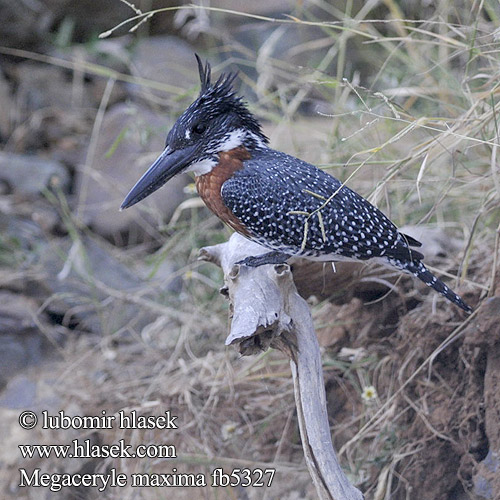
199 233 364 500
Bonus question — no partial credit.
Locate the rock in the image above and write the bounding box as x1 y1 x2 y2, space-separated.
398 225 462 261
0 406 29 457
35 235 178 334
0 152 69 196
15 62 94 115
0 0 54 49
11 55 124 154
0 365 63 497
0 213 43 257
0 0 133 49
43 0 132 40
129 36 198 102
74 102 189 241
0 291 39 334
0 291 52 388
474 450 499 499
0 375 37 409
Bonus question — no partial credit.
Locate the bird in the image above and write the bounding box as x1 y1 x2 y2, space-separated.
121 55 472 314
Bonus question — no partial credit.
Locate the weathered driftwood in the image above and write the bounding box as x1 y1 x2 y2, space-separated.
199 233 364 500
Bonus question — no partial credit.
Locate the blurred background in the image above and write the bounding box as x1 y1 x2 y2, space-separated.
0 0 499 498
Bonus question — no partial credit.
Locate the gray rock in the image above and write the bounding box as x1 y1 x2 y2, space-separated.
0 292 51 387
0 0 131 51
75 102 189 240
0 366 62 497
35 235 178 334
0 213 48 257
0 0 54 49
0 375 37 409
0 151 69 196
129 36 198 102
45 0 132 37
15 62 94 115
474 450 499 499
0 291 39 334
398 225 461 261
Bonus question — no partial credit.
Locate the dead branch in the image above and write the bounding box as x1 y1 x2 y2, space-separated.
199 233 364 500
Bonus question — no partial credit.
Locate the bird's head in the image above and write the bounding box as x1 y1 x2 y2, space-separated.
121 55 268 210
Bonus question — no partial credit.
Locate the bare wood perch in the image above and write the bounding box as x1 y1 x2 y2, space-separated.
199 233 364 500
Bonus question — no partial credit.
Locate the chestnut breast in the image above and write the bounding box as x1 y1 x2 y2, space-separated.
195 146 251 235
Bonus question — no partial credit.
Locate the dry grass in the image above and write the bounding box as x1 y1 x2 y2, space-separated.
4 1 500 499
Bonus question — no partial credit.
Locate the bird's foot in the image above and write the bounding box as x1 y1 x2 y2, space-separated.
236 251 290 267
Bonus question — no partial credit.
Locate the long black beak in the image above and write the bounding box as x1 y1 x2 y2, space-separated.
120 144 197 210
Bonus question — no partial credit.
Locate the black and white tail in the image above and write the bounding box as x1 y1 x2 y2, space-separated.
398 260 472 313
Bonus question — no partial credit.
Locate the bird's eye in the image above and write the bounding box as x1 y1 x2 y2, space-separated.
192 122 207 135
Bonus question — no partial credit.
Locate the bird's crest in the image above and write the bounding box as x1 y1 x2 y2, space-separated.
195 53 238 101
196 54 211 93
187 54 268 145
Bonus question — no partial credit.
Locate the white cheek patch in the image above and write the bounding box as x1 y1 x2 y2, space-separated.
185 158 217 176
184 129 247 177
219 129 245 151
185 129 191 140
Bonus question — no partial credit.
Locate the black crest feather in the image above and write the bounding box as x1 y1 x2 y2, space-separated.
195 54 238 100
192 54 268 144
195 54 211 92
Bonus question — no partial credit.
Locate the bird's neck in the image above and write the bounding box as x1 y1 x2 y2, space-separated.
219 128 268 154
194 146 252 235
186 129 267 177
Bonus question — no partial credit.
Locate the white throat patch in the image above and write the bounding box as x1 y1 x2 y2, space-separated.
185 158 217 176
185 129 246 177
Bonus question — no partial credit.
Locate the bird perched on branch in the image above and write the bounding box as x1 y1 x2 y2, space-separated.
121 55 472 313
